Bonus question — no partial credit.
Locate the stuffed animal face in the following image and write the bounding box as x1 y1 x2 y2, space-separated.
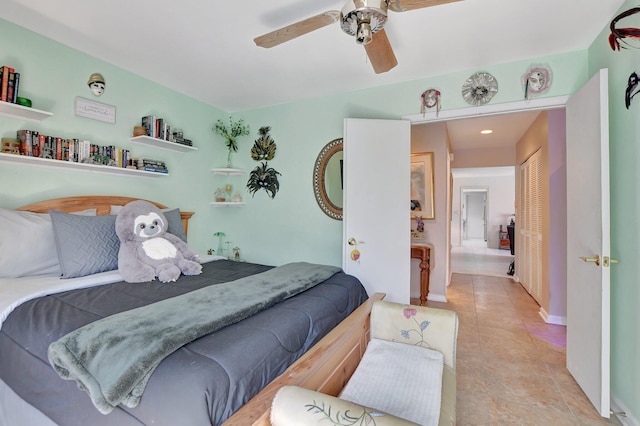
115 200 168 242
134 212 166 239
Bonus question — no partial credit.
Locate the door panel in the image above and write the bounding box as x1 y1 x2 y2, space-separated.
342 118 411 304
566 69 610 417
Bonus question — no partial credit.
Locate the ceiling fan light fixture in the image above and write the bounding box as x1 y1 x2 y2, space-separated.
340 0 387 44
356 20 373 45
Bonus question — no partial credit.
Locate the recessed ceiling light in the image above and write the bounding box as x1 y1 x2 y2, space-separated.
480 129 493 135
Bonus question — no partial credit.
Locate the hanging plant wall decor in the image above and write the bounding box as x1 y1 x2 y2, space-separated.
213 116 250 167
251 126 277 161
247 162 281 199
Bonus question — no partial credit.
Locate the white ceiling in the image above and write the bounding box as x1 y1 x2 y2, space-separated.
0 0 625 114
445 110 541 150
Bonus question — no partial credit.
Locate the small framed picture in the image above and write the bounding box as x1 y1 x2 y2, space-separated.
410 152 435 220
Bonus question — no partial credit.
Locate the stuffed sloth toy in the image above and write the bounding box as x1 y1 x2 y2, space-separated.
115 200 202 283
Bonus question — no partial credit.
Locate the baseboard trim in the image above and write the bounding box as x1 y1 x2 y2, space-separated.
538 307 567 325
427 294 448 303
612 395 640 426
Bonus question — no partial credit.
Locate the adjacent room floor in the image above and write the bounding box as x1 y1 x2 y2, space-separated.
451 240 514 277
417 273 621 425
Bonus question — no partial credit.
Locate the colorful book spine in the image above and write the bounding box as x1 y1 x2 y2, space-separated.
0 66 10 102
12 72 20 103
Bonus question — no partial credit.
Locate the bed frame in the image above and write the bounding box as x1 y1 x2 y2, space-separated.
17 195 194 235
15 195 379 426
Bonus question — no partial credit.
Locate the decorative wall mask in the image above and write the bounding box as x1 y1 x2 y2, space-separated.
461 72 498 106
609 7 640 51
625 71 639 109
250 126 277 161
247 162 281 199
523 65 552 99
87 73 105 96
420 88 441 116
247 126 281 199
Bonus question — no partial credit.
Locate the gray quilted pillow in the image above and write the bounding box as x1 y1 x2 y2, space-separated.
49 210 120 278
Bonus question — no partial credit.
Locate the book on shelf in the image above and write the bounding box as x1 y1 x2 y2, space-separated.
12 73 20 103
7 71 15 104
142 165 169 174
0 66 12 102
142 115 156 138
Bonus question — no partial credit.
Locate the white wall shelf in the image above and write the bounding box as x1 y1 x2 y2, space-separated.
0 152 167 178
130 136 197 153
0 101 53 122
211 167 244 175
210 201 246 207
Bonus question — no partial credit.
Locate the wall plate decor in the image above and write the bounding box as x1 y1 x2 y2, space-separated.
461 72 498 106
523 65 552 99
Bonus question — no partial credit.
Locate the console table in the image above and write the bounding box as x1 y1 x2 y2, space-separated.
411 244 431 305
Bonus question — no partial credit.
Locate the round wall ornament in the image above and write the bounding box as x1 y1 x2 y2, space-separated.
462 72 498 106
523 65 552 99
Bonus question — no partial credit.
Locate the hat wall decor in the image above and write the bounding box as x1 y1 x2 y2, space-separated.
523 65 552 100
609 7 640 51
462 72 498 106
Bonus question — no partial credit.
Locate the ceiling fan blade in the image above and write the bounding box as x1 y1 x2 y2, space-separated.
254 11 340 48
364 29 398 74
387 0 461 12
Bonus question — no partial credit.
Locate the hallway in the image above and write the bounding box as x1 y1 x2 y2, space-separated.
451 240 514 278
422 274 620 425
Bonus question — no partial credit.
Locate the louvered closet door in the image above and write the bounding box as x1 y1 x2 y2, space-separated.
518 149 543 304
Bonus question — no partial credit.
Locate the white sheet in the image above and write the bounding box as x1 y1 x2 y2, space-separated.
0 255 226 330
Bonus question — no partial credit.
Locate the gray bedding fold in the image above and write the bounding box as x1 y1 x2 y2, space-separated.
47 262 340 414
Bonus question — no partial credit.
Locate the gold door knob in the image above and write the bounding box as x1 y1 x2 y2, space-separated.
579 255 600 266
603 256 620 267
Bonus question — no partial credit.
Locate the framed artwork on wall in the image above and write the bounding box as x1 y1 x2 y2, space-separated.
410 151 435 220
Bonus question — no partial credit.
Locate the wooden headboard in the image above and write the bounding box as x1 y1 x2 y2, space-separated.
17 195 195 236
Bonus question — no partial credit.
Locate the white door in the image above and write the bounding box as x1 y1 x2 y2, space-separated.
342 118 411 304
464 191 487 240
566 69 611 417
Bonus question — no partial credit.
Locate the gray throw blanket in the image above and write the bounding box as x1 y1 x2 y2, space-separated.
48 262 340 414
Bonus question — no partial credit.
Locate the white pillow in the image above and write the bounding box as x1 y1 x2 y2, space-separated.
0 208 96 278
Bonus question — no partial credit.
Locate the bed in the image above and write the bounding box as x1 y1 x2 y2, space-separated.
0 196 370 426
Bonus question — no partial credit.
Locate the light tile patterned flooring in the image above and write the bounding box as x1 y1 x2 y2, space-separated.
409 245 621 425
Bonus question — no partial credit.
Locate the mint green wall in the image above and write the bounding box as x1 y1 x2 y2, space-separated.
0 18 230 255
3 7 636 421
587 0 640 417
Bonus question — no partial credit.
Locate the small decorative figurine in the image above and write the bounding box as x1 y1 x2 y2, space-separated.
87 73 106 96
416 216 425 233
231 192 243 203
214 187 226 202
232 247 241 261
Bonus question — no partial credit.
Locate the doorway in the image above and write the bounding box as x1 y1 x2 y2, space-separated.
461 188 487 246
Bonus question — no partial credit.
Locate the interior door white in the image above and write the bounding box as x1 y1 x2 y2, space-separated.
343 118 411 303
566 69 611 417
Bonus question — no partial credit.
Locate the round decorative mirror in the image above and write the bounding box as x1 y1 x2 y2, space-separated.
313 138 343 220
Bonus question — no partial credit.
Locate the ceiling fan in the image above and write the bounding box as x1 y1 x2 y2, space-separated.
254 0 460 74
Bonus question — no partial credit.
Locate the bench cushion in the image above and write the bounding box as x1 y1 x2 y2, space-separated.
339 338 444 426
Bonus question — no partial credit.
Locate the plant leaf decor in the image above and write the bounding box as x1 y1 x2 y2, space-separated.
247 162 281 199
213 117 250 152
250 126 277 161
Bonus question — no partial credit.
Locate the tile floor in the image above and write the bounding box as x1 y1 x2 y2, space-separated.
409 246 622 425
451 240 514 278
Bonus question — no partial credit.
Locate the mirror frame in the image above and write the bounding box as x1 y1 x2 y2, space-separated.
313 138 343 220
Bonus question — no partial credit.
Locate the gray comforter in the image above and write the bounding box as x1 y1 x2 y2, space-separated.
0 260 368 425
